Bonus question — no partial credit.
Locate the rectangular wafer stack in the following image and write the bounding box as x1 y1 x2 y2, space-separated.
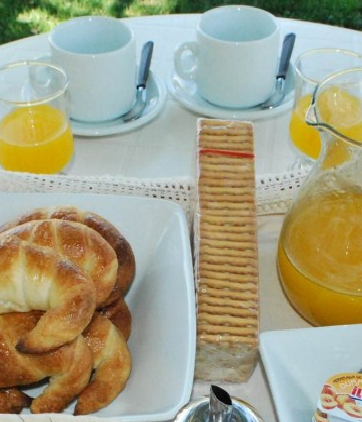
194 118 259 382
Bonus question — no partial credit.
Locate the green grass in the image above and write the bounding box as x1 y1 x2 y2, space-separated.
1 0 361 45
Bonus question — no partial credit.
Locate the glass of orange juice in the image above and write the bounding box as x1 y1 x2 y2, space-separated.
289 49 362 169
0 60 74 174
279 67 362 326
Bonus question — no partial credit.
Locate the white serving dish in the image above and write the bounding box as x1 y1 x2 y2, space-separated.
260 324 362 422
0 192 196 421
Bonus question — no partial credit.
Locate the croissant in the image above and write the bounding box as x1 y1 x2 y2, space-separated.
0 388 32 414
0 236 97 353
75 312 132 415
0 205 136 301
1 219 118 308
0 311 93 414
82 209 136 300
99 296 132 340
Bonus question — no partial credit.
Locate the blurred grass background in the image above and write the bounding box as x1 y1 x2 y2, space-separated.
1 0 361 44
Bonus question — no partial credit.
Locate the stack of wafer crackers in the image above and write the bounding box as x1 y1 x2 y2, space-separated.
194 118 259 382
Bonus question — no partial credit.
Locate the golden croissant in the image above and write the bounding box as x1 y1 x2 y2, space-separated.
0 311 93 414
0 205 136 300
0 388 32 414
1 218 118 308
0 236 97 353
75 312 132 415
99 295 132 341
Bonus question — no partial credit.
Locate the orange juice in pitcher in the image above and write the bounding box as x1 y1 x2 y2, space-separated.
278 193 362 326
278 68 362 326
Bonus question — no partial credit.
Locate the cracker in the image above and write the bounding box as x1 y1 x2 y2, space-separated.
198 296 259 310
194 118 259 383
199 244 256 258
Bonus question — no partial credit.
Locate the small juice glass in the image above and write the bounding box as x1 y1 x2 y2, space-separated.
0 61 74 174
289 49 362 169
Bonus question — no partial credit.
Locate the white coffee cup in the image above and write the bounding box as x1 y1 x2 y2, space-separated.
49 16 136 122
174 6 280 109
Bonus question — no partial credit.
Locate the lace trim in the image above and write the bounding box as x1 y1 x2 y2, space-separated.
0 168 310 225
256 168 309 215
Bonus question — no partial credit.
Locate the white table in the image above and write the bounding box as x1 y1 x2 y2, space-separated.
1 14 362 422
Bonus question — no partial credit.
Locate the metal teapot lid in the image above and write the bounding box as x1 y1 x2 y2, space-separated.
174 386 265 422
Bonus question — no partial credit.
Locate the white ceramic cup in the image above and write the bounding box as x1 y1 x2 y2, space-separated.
174 6 280 109
49 16 136 122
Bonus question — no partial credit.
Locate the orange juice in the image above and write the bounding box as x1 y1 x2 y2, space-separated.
278 192 362 326
0 104 73 174
318 87 362 168
290 93 321 160
290 87 362 161
318 86 362 140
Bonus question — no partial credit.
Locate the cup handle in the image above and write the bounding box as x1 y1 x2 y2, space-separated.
174 41 198 80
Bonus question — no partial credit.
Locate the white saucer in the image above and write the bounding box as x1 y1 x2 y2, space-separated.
167 67 295 121
71 71 167 137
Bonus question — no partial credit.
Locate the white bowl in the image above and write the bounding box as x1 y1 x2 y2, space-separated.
0 192 196 421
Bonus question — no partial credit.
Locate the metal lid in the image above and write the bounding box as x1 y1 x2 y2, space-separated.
174 386 265 422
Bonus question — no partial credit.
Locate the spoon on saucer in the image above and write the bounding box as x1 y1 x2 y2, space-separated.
124 41 154 122
261 32 296 110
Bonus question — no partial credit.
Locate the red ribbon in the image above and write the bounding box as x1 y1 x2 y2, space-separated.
199 148 255 159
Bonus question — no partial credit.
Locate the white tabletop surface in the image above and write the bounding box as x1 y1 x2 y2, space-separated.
1 14 362 422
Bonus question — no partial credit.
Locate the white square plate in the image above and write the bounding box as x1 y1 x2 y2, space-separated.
0 192 196 421
260 324 362 422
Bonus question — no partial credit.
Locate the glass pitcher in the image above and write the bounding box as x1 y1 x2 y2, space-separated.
278 67 362 326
